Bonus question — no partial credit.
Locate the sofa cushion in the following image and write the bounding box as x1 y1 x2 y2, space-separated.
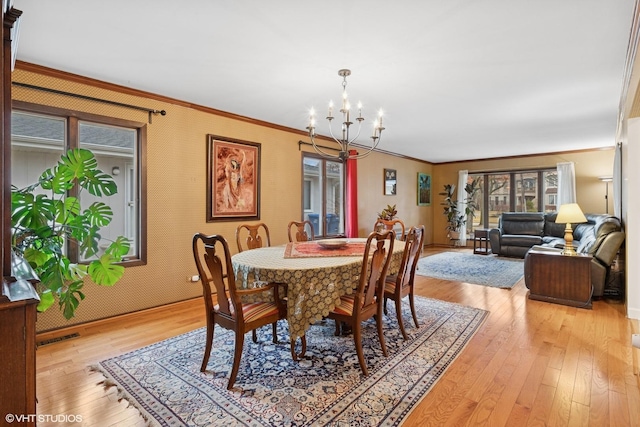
501 234 543 247
541 236 566 248
501 212 545 236
543 213 566 238
575 214 621 255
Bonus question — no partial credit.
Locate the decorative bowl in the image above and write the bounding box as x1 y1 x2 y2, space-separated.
317 239 348 249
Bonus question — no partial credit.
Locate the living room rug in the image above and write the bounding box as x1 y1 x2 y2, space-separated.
416 252 524 288
92 296 487 426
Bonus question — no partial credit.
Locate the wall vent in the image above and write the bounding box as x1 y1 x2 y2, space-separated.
37 333 80 346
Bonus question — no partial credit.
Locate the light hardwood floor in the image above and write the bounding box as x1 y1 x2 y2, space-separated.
35 248 640 426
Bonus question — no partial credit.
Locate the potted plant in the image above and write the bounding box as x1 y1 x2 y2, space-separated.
439 179 480 240
11 148 130 319
377 204 397 221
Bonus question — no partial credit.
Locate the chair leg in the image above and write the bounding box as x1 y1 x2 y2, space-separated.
272 321 278 343
227 330 245 390
334 319 341 336
383 296 388 315
200 320 215 372
376 309 389 357
353 322 368 376
395 298 408 340
252 329 258 343
409 292 419 328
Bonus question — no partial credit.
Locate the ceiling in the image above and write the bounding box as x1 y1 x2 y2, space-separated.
11 0 637 163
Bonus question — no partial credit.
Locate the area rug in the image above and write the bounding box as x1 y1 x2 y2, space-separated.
92 296 487 426
416 252 524 288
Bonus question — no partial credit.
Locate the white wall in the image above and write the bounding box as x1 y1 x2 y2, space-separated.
626 119 640 319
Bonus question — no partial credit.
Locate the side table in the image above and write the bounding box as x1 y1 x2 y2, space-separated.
473 229 491 255
524 248 593 308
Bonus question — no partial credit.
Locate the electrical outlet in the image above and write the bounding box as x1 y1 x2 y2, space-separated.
190 275 200 282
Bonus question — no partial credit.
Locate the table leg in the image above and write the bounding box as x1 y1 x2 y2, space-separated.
290 334 307 361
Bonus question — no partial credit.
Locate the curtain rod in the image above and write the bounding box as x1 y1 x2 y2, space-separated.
298 140 341 153
12 82 167 124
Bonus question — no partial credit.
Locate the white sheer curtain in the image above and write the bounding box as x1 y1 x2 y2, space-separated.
613 142 622 218
557 162 577 205
457 169 468 245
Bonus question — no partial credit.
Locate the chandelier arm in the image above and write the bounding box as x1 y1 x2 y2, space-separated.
326 121 347 152
347 120 363 145
309 134 342 159
349 134 383 159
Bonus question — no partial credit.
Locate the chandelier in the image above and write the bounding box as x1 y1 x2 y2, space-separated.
306 69 385 162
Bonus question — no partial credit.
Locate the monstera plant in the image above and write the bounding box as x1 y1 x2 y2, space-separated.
11 148 129 319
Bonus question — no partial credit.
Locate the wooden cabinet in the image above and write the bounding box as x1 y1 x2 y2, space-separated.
0 281 38 424
524 248 593 309
1 6 35 426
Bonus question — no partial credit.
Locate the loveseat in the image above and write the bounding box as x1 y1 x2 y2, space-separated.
489 212 625 297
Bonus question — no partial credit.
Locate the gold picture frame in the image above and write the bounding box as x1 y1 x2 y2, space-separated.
206 134 261 222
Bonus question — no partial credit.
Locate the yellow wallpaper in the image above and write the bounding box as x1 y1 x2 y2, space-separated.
12 67 614 332
355 151 435 244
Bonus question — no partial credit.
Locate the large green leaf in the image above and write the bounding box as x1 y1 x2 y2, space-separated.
78 226 101 258
11 192 55 229
105 236 131 260
37 290 55 313
88 254 125 286
83 202 113 227
81 169 117 197
23 247 50 269
43 166 76 194
59 148 98 178
58 280 85 320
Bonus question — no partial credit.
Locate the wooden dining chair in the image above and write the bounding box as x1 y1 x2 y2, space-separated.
192 233 286 389
235 222 271 252
373 218 406 241
327 229 395 376
287 220 315 242
382 225 425 340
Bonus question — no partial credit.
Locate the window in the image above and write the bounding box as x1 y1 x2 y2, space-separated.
302 153 344 237
470 168 556 229
11 105 146 265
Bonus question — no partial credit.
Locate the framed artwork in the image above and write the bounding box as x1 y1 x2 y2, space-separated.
417 173 431 206
206 134 261 222
384 168 397 195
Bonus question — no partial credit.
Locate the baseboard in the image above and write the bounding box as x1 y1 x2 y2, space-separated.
632 319 640 383
36 297 201 343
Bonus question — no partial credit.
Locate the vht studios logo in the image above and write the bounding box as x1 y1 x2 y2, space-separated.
5 413 83 423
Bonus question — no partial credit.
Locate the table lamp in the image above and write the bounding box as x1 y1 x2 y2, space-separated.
555 203 587 256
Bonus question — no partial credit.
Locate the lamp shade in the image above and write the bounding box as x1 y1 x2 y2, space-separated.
556 203 587 224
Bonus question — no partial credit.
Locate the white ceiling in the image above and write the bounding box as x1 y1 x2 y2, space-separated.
11 0 637 163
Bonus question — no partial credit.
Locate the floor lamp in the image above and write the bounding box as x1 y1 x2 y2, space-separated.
598 176 613 214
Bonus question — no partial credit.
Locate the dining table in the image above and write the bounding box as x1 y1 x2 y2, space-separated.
231 237 406 359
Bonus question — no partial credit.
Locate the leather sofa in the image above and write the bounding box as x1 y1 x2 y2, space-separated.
489 212 625 297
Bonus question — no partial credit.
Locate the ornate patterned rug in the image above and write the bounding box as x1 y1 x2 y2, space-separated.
92 296 487 426
416 252 524 288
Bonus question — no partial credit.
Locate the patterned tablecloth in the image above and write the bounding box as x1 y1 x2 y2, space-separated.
232 238 405 340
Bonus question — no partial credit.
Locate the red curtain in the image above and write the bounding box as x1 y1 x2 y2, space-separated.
345 150 358 237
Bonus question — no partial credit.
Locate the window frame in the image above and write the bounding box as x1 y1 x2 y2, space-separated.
469 167 557 230
12 100 147 267
301 152 345 238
